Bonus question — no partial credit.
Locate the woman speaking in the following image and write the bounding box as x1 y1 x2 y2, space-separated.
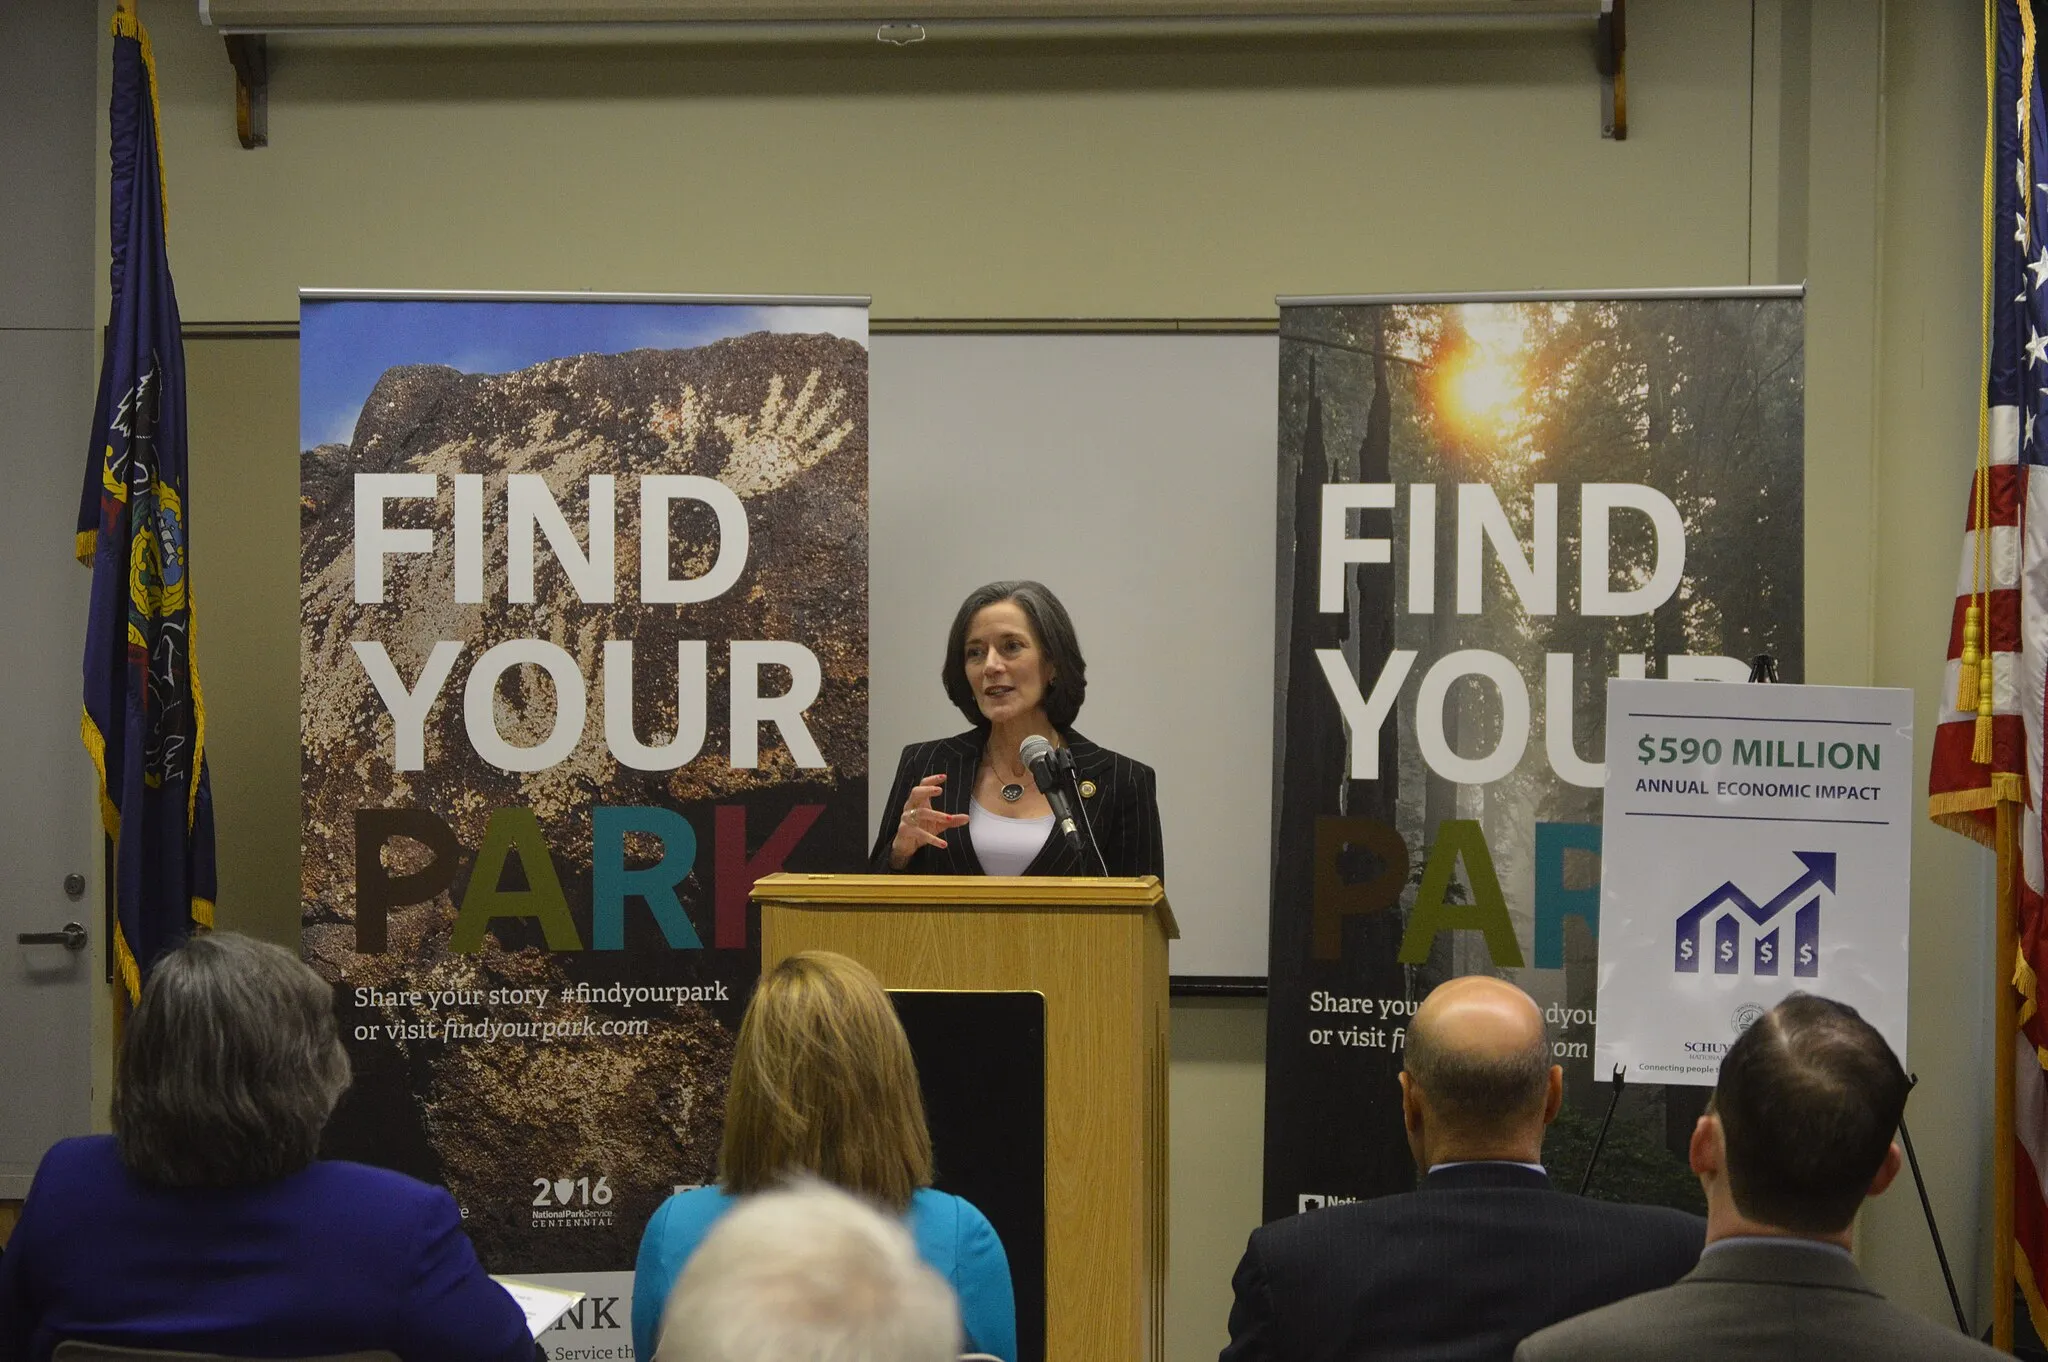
870 580 1163 879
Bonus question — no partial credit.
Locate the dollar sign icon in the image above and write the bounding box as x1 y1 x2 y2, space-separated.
1799 943 1815 967
1679 939 1694 961
1638 735 1655 763
1719 940 1735 963
1759 941 1774 965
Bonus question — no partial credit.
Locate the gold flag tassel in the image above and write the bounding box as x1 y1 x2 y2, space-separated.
1960 598 1984 712
1976 640 1997 764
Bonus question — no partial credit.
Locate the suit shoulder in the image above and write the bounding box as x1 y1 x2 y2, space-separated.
1246 1196 1401 1255
1104 744 1157 782
1089 737 1155 782
29 1134 120 1184
304 1159 455 1220
645 1184 733 1244
911 1188 1002 1256
915 1186 984 1222
1524 1277 2003 1362
1517 1280 1687 1360
1070 738 1157 787
1854 1296 2009 1360
892 733 977 769
1580 1197 1706 1241
14 1136 122 1223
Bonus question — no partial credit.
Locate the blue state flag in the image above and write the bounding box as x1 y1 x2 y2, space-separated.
77 9 217 999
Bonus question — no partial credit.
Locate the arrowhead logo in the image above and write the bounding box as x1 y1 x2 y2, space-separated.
1790 850 1838 892
1674 851 1836 978
554 1178 576 1206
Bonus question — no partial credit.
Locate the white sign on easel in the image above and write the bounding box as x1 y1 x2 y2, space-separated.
1595 679 1912 1085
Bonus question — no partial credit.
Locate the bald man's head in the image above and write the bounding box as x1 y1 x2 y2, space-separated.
1400 977 1558 1163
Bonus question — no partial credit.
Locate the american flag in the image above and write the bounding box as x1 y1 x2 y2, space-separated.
1931 0 2048 1334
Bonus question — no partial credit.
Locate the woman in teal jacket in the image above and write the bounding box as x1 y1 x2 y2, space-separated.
631 951 1015 1362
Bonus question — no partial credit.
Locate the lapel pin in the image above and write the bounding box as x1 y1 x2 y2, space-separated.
1079 780 1098 799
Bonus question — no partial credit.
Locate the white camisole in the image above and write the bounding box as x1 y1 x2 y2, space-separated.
969 799 1053 876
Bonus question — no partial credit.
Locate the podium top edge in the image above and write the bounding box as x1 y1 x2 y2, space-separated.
751 873 1177 938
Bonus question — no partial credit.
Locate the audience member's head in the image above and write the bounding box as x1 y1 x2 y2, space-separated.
719 950 933 1212
1399 975 1562 1170
654 1178 961 1362
1698 991 1909 1240
113 930 351 1187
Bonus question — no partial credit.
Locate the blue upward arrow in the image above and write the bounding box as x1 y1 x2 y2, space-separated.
1681 850 1837 928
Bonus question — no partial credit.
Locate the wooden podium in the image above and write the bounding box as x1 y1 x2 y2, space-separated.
751 873 1176 1362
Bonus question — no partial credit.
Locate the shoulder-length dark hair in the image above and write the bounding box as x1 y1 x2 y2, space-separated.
113 931 352 1188
940 579 1088 731
718 951 934 1212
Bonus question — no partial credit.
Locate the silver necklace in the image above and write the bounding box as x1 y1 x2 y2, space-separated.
985 753 1026 802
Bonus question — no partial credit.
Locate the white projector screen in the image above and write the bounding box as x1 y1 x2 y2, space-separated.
868 331 1278 982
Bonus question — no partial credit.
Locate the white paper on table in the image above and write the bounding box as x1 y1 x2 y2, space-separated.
491 1275 587 1339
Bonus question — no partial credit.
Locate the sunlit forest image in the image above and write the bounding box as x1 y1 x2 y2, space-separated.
1266 297 1804 1216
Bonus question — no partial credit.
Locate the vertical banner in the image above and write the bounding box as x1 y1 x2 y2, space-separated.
299 293 869 1352
1596 680 1911 1082
1265 291 1803 1220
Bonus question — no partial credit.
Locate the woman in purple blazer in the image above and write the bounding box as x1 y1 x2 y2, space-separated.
0 932 534 1362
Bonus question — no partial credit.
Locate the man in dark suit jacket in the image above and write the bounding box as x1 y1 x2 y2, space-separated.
1516 993 2001 1362
1220 976 1704 1362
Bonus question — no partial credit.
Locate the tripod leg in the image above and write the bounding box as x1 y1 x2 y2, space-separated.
1579 1066 1627 1197
1899 1103 1969 1334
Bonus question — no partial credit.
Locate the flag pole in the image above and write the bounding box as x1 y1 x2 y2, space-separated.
1999 796 2019 1354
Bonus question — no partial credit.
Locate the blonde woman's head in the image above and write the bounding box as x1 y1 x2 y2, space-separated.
718 951 933 1211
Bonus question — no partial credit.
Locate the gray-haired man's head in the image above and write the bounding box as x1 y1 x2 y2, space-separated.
654 1178 961 1362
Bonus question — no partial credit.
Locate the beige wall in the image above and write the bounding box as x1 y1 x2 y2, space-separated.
186 337 301 950
135 0 1993 1353
1866 0 1999 1331
139 5 1755 318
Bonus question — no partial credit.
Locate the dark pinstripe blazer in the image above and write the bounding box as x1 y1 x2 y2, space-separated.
868 729 1164 878
1220 1163 1704 1362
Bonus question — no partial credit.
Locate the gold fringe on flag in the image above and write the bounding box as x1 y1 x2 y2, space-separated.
108 3 167 232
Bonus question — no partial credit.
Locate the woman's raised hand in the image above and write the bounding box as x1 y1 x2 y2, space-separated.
890 772 970 869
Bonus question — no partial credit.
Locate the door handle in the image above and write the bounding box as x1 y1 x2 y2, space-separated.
19 922 88 952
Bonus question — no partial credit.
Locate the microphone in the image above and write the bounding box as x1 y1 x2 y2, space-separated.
1020 734 1107 872
1020 734 1086 856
